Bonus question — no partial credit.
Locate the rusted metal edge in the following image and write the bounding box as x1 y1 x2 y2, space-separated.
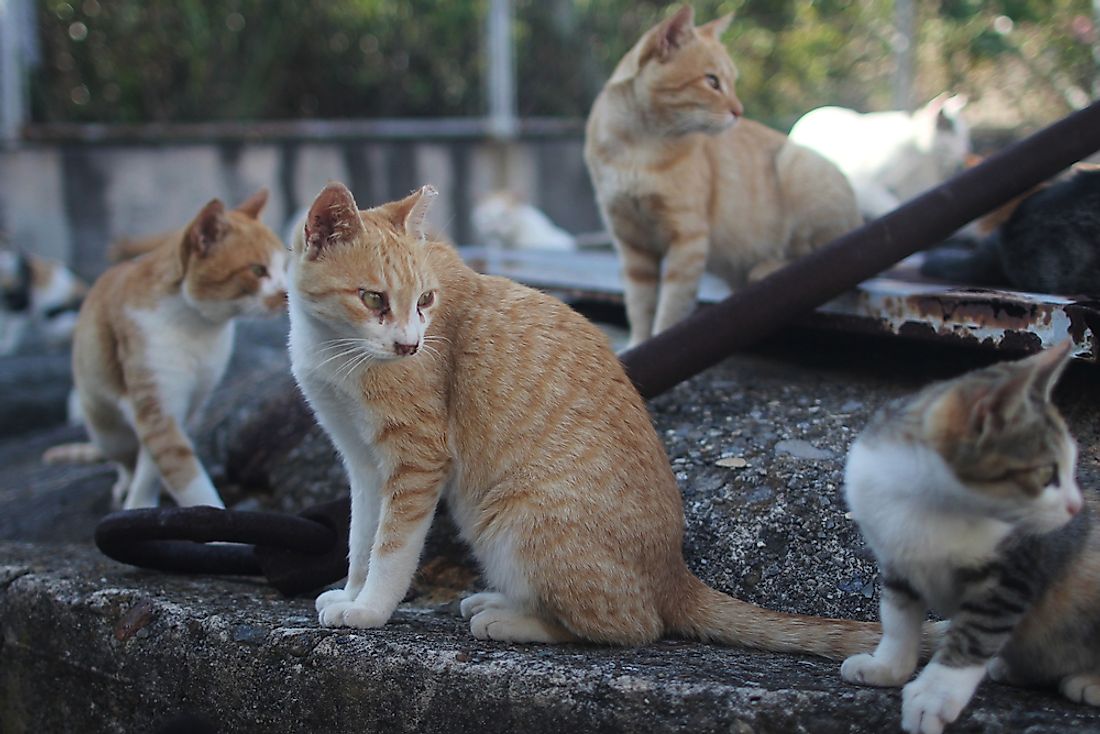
459 246 1100 362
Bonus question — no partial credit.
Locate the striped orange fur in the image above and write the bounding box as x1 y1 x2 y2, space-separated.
585 5 861 347
290 181 881 657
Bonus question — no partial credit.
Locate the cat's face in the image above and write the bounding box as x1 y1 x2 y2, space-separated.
925 343 1083 533
291 183 440 362
181 189 288 321
630 7 744 136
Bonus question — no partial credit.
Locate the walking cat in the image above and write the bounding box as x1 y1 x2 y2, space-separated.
43 189 287 509
920 166 1100 294
584 5 861 348
842 342 1096 734
289 180 881 655
0 236 86 355
789 94 970 221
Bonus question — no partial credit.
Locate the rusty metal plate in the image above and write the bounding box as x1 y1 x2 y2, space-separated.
459 246 1100 361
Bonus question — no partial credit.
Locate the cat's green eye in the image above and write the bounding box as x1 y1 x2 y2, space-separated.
705 74 721 90
1038 463 1059 487
417 291 435 309
250 264 268 278
359 289 387 311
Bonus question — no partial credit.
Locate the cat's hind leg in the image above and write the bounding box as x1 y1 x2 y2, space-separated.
1061 674 1100 706
460 591 511 619
466 596 577 644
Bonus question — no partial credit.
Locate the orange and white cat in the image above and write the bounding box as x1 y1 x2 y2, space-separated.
585 5 861 347
288 180 880 656
44 189 287 509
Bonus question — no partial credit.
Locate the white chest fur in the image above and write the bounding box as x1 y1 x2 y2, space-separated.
845 439 1012 613
126 296 235 417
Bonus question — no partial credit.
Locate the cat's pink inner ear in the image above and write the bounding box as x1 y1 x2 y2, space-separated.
303 182 362 261
188 199 228 258
235 187 269 220
656 5 695 58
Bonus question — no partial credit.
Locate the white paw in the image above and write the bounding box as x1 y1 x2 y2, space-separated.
1061 674 1100 706
317 601 389 629
460 592 509 620
902 673 972 734
315 587 354 613
841 653 913 688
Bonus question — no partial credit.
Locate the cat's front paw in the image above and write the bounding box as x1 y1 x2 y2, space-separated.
841 653 914 688
317 601 389 629
1061 674 1100 706
901 664 983 734
315 587 354 613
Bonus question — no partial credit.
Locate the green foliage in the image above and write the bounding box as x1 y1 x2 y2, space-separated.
30 0 1098 129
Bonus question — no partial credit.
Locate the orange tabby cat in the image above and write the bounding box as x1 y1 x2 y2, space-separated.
44 189 287 509
289 180 879 656
585 5 861 347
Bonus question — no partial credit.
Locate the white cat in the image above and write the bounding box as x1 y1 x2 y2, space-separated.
470 191 576 251
789 94 970 220
0 240 86 355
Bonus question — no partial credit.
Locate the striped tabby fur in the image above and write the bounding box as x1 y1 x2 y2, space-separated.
44 189 287 509
584 5 860 348
289 181 882 657
842 342 1097 734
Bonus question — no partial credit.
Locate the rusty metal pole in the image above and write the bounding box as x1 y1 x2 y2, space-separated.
620 100 1100 400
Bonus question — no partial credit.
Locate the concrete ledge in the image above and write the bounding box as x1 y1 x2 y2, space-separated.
3 542 1099 734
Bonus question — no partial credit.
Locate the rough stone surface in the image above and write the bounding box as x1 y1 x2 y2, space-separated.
4 542 1099 734
4 320 1100 732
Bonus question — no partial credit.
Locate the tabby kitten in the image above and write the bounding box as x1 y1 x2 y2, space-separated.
289 181 879 656
44 189 287 509
584 5 860 347
842 342 1097 734
921 166 1100 294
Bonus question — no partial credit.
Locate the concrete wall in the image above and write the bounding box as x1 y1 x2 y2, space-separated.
0 128 602 280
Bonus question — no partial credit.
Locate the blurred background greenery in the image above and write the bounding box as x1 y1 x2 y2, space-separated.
31 0 1098 132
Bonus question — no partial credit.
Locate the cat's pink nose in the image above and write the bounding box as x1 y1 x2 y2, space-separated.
394 341 419 356
1067 493 1083 516
729 97 744 118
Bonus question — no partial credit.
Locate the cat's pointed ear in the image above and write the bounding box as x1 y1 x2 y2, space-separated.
1025 340 1073 401
699 13 733 38
302 182 364 261
186 199 228 261
235 187 269 220
383 185 438 241
652 5 695 60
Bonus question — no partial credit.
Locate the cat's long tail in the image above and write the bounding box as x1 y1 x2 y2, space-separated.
42 442 103 465
669 572 883 661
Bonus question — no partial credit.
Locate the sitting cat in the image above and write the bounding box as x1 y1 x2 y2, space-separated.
43 188 287 509
584 5 861 347
841 342 1096 734
789 94 970 221
0 237 86 355
289 180 881 655
470 191 576 251
920 166 1100 294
